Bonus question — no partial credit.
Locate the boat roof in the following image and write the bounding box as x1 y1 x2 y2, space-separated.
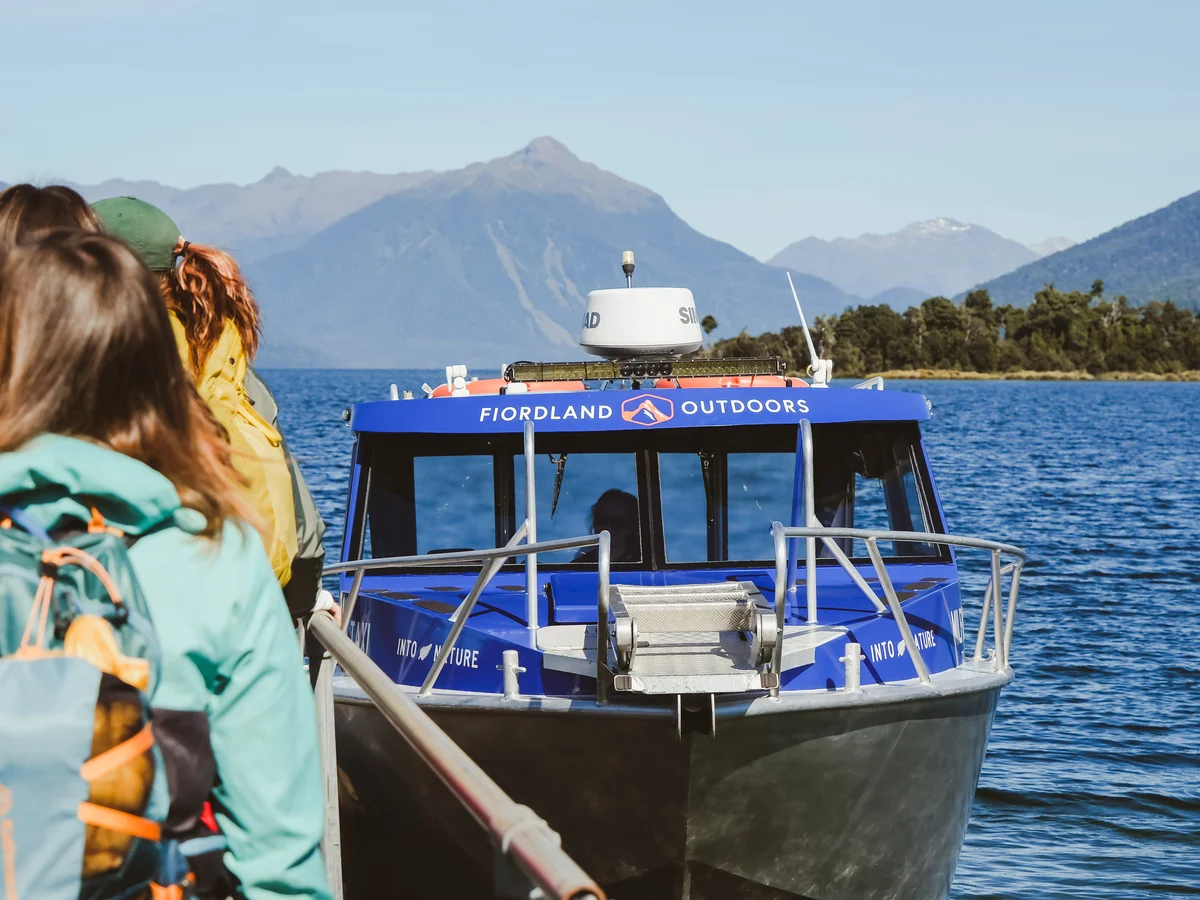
350 385 930 435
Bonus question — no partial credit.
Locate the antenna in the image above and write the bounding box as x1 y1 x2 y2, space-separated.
622 250 635 287
786 271 833 387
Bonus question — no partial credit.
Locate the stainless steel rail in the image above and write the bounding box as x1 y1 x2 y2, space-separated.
770 523 1026 684
310 611 606 900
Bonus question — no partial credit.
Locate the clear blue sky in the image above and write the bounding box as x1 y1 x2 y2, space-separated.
2 0 1197 258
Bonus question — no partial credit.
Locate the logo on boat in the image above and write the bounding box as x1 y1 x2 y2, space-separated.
621 393 674 426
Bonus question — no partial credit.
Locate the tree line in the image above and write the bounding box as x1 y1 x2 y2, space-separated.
707 282 1200 376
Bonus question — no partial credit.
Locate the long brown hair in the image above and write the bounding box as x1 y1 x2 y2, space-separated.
162 242 261 373
0 230 255 537
0 184 101 252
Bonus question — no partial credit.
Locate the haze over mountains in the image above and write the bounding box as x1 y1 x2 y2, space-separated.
8 137 1196 365
768 218 1074 300
67 169 436 263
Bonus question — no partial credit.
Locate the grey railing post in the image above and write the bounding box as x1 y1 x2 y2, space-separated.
991 549 1005 671
340 567 365 634
817 535 887 613
421 525 529 697
771 522 787 696
974 577 992 662
1004 561 1022 662
524 420 538 631
596 530 611 705
799 419 817 624
865 537 932 685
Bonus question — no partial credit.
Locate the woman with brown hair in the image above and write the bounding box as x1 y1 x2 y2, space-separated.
0 183 100 248
0 230 330 899
93 198 329 623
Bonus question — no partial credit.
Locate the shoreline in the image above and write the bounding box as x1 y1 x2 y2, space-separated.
859 369 1200 382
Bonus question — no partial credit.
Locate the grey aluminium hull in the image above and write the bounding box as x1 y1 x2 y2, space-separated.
333 664 1009 900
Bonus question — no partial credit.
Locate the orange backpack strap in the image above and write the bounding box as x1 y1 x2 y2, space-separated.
87 507 125 537
77 801 161 842
79 723 155 783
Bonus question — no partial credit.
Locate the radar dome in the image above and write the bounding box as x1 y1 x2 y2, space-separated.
579 287 704 359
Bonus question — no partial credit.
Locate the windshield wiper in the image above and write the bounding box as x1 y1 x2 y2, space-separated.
548 453 568 518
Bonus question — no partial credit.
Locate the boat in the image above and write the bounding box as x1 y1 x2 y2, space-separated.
328 255 1027 900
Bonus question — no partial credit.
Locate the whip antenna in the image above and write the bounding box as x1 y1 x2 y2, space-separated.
786 271 832 387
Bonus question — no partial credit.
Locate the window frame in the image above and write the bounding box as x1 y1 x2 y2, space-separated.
348 422 949 574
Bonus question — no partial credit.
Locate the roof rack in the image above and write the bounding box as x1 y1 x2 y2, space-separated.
505 356 786 383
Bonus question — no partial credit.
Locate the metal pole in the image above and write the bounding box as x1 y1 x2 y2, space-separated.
800 419 817 623
771 522 787 695
308 613 606 900
865 537 931 684
421 527 528 697
1003 562 1022 662
817 535 886 613
524 420 538 631
314 653 343 900
596 530 611 705
340 567 365 634
974 578 992 662
991 549 1005 671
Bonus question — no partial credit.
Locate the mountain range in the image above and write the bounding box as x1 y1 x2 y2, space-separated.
6 139 1196 365
974 190 1200 308
245 138 855 367
767 218 1074 300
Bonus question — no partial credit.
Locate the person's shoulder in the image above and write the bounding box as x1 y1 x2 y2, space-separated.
129 516 277 618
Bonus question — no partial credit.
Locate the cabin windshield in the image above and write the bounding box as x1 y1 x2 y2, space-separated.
354 422 945 569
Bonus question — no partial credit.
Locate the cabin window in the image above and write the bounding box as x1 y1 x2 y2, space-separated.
515 453 641 563
658 453 708 562
658 424 939 564
814 435 938 558
363 454 496 558
726 453 796 561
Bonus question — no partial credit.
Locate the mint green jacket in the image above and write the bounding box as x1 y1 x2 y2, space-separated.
0 435 331 900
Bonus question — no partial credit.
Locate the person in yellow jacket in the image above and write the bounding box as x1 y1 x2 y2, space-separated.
92 198 327 618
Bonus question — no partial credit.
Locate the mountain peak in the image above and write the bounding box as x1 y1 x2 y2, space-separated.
260 165 294 184
902 217 971 236
431 137 658 214
522 135 578 163
769 217 1036 298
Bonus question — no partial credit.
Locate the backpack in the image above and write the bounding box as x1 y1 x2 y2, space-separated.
170 313 299 589
0 506 231 900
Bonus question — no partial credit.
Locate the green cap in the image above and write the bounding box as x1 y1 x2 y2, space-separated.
92 197 182 271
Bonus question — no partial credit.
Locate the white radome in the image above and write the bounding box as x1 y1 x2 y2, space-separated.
579 287 703 359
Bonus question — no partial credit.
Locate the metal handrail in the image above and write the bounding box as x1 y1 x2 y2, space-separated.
309 612 605 900
771 524 1026 683
327 533 611 637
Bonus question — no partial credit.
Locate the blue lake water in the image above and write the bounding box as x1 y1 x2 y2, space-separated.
265 370 1200 899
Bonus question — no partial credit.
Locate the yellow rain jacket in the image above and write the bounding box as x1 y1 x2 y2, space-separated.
170 313 298 586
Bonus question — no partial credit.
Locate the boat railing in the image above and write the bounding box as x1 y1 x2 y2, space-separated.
769 524 1025 686
325 528 611 698
768 417 1026 689
308 610 607 900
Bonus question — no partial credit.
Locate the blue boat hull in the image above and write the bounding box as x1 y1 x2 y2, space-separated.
332 669 1005 900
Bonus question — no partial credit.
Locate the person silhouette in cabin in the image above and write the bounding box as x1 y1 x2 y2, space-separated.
575 489 641 563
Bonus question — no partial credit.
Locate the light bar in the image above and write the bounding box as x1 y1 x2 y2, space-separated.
504 356 786 383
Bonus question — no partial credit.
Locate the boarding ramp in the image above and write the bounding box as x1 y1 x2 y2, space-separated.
607 582 776 695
